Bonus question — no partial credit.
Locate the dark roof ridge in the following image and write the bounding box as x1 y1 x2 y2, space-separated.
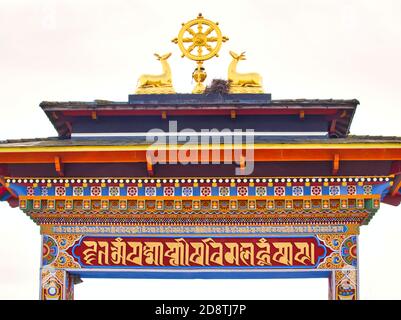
1 134 401 147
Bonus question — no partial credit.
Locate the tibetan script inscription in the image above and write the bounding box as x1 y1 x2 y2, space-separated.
69 237 330 268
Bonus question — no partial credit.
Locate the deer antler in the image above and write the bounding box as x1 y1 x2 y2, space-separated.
154 53 161 60
162 52 172 60
229 51 238 59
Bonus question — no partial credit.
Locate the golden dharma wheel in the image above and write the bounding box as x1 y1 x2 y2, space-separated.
172 13 229 61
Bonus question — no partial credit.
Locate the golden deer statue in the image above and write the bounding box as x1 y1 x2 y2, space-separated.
228 51 263 93
136 53 175 94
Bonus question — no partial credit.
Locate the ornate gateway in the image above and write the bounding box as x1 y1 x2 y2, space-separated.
1 14 401 300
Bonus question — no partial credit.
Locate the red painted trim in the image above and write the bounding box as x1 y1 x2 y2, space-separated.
382 194 401 206
390 161 401 174
391 175 401 196
0 187 6 197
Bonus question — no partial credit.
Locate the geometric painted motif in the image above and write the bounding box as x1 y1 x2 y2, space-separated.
237 186 248 196
255 186 266 196
41 269 65 300
42 235 58 266
145 187 156 196
347 185 357 195
292 186 303 196
127 187 138 196
340 236 357 267
274 187 285 196
311 186 322 196
334 269 358 300
13 176 392 199
329 186 340 196
55 186 66 197
163 187 174 196
363 185 372 195
109 187 120 197
73 187 83 196
219 187 230 196
200 187 211 197
182 187 193 196
90 186 102 196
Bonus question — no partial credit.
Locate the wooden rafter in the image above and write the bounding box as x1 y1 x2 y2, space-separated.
146 154 154 176
54 156 64 176
332 153 340 175
0 176 17 198
329 119 337 134
391 175 401 196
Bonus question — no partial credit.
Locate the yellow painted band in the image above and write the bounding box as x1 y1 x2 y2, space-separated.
1 142 401 153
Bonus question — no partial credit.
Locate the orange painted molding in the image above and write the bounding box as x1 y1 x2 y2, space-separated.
1 147 401 164
332 154 340 175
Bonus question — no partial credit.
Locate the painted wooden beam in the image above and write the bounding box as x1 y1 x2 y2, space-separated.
332 154 340 175
91 111 97 120
239 155 245 174
391 174 401 196
54 156 64 176
1 147 401 164
65 122 73 135
146 154 154 176
0 176 17 198
329 120 337 134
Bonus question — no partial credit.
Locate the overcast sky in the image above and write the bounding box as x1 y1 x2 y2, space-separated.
1 0 401 299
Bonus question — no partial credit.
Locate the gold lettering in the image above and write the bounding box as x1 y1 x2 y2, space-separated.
239 242 254 266
272 242 293 266
294 242 315 265
126 242 143 265
203 238 224 266
97 241 109 265
165 238 190 266
111 238 127 265
224 242 240 265
82 241 98 265
189 242 206 266
255 238 271 266
143 242 164 266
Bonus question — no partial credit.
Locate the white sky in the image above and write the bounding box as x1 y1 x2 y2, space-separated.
1 0 401 299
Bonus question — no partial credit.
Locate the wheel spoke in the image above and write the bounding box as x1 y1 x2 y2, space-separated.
207 37 218 42
204 26 214 36
186 28 196 36
182 37 193 43
197 46 203 57
205 43 213 52
187 43 197 53
197 22 203 33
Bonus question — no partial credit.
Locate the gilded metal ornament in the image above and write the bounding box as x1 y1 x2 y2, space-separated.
135 53 175 94
172 13 228 93
228 51 264 93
